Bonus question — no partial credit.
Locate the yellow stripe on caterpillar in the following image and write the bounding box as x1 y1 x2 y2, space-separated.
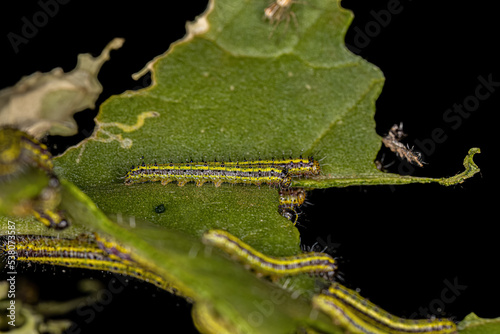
202 229 336 280
3 234 176 294
125 162 292 188
32 208 69 229
0 127 53 176
278 187 306 224
312 283 457 334
0 127 69 229
203 157 320 177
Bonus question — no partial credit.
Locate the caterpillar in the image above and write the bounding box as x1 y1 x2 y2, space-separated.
125 162 292 188
278 187 306 224
0 127 68 229
202 229 337 280
124 157 319 188
0 127 53 176
2 234 176 293
312 282 457 334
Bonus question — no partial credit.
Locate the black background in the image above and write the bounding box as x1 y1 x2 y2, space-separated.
1 1 498 333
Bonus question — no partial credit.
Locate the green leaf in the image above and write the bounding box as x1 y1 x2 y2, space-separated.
295 147 481 188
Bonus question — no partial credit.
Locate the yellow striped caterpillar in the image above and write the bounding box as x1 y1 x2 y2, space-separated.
312 282 457 334
0 127 53 176
202 229 337 280
124 157 319 189
0 127 68 229
2 234 176 293
125 162 292 188
278 187 306 224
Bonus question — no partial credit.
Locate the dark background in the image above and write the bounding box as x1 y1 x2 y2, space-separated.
1 1 497 333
